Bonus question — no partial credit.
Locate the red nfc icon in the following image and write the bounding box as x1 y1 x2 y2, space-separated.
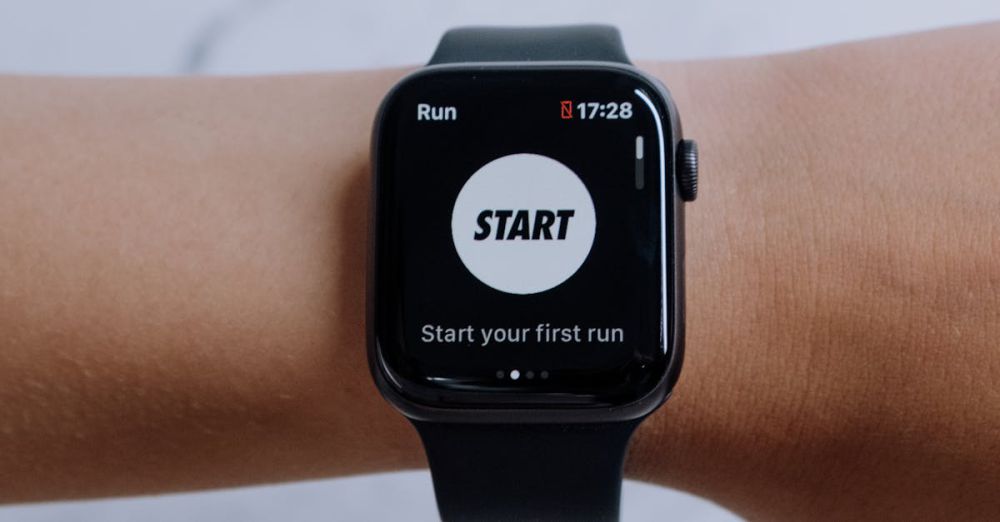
560 100 573 119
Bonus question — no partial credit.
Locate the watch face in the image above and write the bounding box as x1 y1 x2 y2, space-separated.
372 65 679 408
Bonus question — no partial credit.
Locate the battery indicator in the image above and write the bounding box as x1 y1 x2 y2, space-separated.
560 100 573 119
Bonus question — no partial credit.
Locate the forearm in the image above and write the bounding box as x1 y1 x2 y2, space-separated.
0 71 421 499
0 24 998 520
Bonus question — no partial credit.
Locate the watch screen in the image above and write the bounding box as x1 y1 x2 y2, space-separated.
372 66 677 406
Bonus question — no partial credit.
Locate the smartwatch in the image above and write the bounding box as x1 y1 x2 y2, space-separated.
368 25 698 521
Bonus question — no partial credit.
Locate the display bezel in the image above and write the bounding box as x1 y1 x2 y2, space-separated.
367 62 685 423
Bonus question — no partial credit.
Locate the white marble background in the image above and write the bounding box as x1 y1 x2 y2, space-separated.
0 1 997 520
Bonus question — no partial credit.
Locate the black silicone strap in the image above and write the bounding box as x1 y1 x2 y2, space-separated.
428 25 631 65
418 25 637 522
414 420 641 522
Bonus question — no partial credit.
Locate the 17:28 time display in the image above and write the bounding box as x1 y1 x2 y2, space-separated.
574 101 633 119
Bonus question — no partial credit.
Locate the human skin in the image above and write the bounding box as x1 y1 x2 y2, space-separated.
0 23 998 521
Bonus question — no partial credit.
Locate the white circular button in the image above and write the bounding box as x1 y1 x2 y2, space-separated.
451 153 597 295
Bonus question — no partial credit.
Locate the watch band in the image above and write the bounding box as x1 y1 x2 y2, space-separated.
428 25 632 65
418 25 639 522
414 420 641 522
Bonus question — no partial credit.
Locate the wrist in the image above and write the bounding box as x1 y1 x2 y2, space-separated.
632 28 1000 520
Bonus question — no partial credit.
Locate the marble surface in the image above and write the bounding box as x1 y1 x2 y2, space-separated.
0 1 997 520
